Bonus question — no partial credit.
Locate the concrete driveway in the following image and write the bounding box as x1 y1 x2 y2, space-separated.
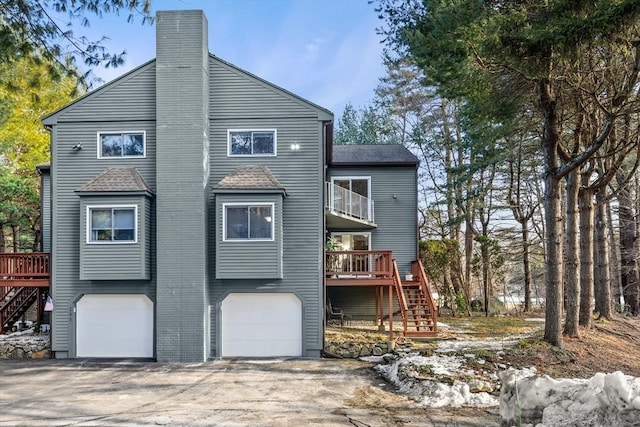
0 359 499 426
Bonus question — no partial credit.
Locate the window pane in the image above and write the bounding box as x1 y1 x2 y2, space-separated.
122 134 144 156
226 206 248 239
91 209 112 229
113 210 135 229
249 206 272 239
101 135 122 157
93 229 112 241
351 179 368 197
230 132 252 155
252 132 274 154
113 229 134 241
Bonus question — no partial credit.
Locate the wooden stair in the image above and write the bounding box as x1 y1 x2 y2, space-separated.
0 287 39 334
392 259 437 337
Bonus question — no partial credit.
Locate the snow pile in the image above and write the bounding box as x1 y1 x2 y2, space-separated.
500 369 640 427
374 353 499 408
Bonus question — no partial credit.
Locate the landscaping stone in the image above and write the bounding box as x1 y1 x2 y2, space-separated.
0 331 50 359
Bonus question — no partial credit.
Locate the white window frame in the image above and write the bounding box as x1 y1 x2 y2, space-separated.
227 129 277 157
330 176 372 221
86 205 138 244
97 131 146 159
222 202 275 242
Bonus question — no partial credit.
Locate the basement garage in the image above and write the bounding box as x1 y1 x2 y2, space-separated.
221 293 302 357
76 294 154 358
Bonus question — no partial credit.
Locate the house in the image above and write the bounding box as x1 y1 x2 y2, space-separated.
0 10 436 361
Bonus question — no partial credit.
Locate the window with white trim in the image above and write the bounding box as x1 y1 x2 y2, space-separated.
98 132 145 158
228 130 276 156
88 206 137 243
224 203 274 240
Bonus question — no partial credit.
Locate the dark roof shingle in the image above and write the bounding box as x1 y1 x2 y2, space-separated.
76 168 152 193
332 144 419 166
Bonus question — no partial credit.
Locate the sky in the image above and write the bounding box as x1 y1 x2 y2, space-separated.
68 0 387 119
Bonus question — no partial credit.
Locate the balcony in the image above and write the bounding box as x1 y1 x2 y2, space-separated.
325 182 376 228
0 253 50 287
325 250 392 286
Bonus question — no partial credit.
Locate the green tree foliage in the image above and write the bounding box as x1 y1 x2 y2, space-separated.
334 102 399 145
0 55 79 177
0 166 39 251
0 0 153 87
0 54 79 250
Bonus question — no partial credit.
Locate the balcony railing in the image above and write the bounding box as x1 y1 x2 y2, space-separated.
0 253 50 286
326 250 392 279
325 182 375 224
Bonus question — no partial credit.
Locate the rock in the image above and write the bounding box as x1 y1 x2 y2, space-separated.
468 380 494 393
372 346 384 356
31 350 49 359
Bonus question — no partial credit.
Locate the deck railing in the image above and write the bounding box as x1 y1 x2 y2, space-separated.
325 182 375 223
326 250 392 278
0 253 50 286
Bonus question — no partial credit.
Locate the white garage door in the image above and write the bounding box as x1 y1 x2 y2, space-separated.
221 293 302 357
76 294 153 358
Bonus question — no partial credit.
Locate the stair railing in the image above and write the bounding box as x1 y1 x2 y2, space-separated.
391 259 408 332
412 259 438 333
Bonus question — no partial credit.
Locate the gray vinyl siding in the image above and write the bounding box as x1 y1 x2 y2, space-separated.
79 195 151 280
40 171 51 252
48 116 157 356
44 64 156 124
327 165 418 318
215 194 283 279
210 58 329 120
208 65 327 357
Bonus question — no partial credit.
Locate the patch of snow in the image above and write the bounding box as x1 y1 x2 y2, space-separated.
375 353 499 408
360 355 385 363
500 369 640 427
436 338 520 352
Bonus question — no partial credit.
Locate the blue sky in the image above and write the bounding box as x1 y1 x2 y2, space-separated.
73 0 386 119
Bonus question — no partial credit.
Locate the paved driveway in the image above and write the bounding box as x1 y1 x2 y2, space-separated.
0 359 499 426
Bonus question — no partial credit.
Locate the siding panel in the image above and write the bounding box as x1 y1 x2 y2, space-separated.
56 65 156 123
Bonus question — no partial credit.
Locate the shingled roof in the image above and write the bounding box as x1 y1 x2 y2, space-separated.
214 165 286 193
332 144 419 166
76 168 152 194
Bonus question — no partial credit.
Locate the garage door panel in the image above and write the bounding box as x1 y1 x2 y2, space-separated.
77 294 153 358
221 293 302 358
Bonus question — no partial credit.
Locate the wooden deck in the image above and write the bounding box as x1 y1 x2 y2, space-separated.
0 253 50 287
325 250 394 286
325 250 437 340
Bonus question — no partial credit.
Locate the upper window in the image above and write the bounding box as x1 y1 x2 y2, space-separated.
98 132 145 158
87 206 137 243
224 203 274 241
228 130 276 156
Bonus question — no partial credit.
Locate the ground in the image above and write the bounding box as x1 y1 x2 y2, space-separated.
328 313 640 411
434 314 640 379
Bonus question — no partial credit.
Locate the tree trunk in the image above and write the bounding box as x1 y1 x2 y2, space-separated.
606 198 622 312
617 173 639 316
564 169 580 337
539 78 563 347
578 186 594 327
594 189 613 319
522 222 532 312
0 224 4 252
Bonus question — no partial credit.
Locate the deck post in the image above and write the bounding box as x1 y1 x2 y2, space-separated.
388 284 393 341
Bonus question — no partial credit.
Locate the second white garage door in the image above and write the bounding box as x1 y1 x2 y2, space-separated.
76 294 154 358
221 293 302 357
